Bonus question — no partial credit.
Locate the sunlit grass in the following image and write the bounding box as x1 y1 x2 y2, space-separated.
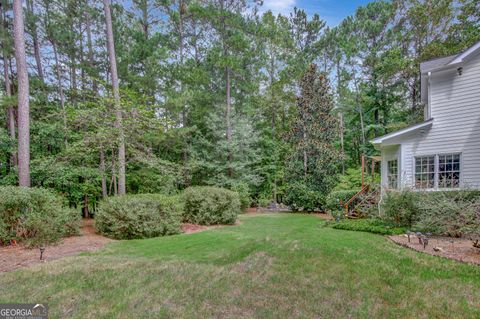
1 213 479 318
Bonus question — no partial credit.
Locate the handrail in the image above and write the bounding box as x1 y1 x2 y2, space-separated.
352 188 380 215
344 185 369 217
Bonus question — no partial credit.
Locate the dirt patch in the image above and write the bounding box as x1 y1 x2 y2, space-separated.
389 234 480 265
181 223 217 234
0 219 113 273
181 221 240 234
312 213 334 221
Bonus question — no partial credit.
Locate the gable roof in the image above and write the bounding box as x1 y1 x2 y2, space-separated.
371 119 433 147
420 40 480 74
420 40 480 105
420 55 457 73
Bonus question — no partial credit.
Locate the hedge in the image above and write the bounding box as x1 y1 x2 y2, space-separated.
183 186 240 225
0 186 80 247
95 194 183 239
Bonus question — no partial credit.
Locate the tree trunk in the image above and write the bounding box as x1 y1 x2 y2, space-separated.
100 145 107 198
85 8 98 93
26 0 44 83
336 60 345 174
225 65 233 178
178 0 190 186
303 125 307 179
51 39 68 146
104 0 126 195
1 2 17 167
13 0 30 187
220 0 232 178
339 112 345 174
82 195 89 218
350 60 365 145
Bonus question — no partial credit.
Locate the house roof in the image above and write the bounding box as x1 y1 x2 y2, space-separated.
420 41 480 74
370 119 433 147
420 55 457 73
420 40 480 105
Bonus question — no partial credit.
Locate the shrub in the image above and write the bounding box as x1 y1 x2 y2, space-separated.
232 182 252 210
327 218 406 235
332 167 363 191
95 194 182 239
284 182 325 212
0 186 80 247
381 189 480 236
183 186 240 225
257 194 272 208
381 190 421 227
325 190 358 212
414 192 480 237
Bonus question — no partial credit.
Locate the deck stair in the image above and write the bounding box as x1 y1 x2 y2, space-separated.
343 155 381 219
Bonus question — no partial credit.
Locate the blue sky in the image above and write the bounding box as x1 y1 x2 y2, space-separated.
261 0 372 26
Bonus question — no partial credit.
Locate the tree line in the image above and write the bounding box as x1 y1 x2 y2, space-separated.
1 0 478 212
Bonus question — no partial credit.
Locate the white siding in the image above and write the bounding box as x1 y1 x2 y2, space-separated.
400 52 480 189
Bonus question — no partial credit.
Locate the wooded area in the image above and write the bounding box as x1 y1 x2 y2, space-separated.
0 0 479 213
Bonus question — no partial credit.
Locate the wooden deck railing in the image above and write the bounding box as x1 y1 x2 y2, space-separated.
344 185 369 217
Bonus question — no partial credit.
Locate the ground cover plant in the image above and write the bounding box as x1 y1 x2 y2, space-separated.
326 218 407 235
1 214 479 318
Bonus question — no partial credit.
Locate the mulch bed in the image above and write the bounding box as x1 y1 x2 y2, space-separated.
0 219 113 273
181 223 216 234
389 234 480 265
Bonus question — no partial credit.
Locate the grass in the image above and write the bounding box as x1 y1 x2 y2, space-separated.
1 213 479 318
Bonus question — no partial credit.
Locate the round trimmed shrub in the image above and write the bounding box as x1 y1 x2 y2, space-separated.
0 186 80 247
183 186 240 225
95 194 182 240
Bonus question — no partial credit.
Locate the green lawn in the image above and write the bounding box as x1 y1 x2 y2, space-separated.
1 214 479 318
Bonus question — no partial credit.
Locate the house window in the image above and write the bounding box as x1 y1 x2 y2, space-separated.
414 154 461 189
387 159 398 189
438 154 461 188
415 156 435 189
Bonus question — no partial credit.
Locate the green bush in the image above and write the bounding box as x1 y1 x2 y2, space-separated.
332 167 364 191
327 218 406 235
0 186 80 247
95 194 182 239
325 190 358 212
414 192 480 237
284 182 325 212
183 186 240 225
381 190 421 227
257 194 272 208
232 182 252 210
381 189 480 236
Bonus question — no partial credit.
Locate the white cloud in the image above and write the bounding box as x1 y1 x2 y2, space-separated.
261 0 297 15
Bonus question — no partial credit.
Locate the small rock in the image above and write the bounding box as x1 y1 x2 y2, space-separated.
433 247 443 252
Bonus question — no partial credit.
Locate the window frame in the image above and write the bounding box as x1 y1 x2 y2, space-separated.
413 153 462 190
387 159 398 189
437 152 462 190
414 155 436 190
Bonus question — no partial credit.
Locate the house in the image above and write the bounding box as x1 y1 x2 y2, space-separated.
372 40 480 193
